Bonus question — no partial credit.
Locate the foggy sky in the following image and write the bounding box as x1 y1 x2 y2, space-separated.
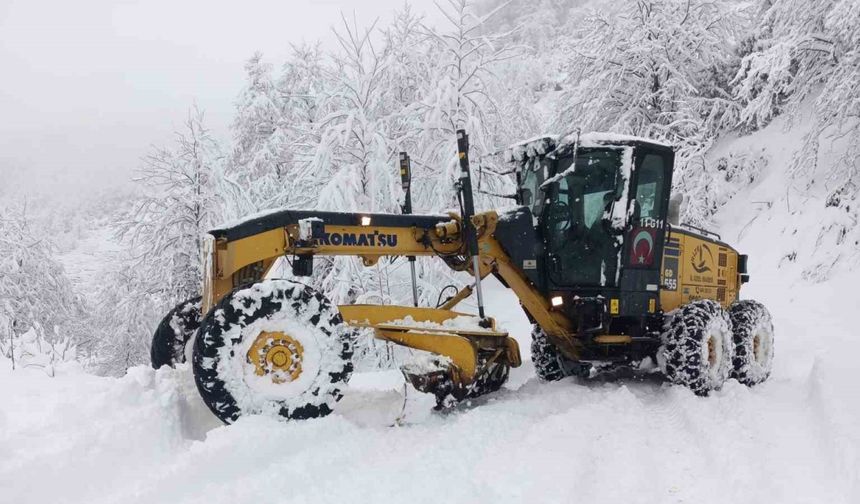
0 0 442 203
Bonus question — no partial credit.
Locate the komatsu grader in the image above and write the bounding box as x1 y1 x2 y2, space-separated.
151 130 775 424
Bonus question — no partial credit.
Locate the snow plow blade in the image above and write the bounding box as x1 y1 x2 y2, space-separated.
338 304 520 388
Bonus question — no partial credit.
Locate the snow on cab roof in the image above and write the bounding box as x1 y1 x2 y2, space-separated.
506 134 560 162
567 131 673 149
506 131 672 161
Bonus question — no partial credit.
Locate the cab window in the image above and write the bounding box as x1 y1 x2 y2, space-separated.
544 148 624 287
635 154 666 222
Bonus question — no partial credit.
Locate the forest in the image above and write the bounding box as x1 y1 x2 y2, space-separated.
1 0 857 375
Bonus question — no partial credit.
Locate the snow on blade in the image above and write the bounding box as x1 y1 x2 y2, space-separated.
385 314 502 333
399 348 453 376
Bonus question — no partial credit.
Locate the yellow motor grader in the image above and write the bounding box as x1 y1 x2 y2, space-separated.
151 130 774 424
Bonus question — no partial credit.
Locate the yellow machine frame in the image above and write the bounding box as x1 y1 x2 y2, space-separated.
202 208 742 387
202 212 571 385
659 228 739 312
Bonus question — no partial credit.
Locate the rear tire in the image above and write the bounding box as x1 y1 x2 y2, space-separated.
530 325 570 382
729 300 774 386
192 279 355 424
658 300 733 395
150 296 201 369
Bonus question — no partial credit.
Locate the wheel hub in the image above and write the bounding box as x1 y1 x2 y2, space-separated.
707 335 718 368
753 333 763 363
247 331 304 383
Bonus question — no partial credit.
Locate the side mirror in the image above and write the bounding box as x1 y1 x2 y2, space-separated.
520 188 534 206
668 193 684 225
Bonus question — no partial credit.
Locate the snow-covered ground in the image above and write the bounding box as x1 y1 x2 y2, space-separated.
3 127 859 503
2 260 858 504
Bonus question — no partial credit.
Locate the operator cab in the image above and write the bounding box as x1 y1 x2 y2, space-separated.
507 133 674 317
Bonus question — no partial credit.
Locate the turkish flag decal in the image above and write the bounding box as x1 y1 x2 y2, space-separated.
629 227 656 266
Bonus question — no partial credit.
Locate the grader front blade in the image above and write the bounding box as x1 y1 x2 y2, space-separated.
338 304 520 403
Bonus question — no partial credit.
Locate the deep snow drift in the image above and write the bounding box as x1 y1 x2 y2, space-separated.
2 265 858 504
3 133 859 504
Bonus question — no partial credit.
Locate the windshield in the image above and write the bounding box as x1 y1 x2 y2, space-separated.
544 148 625 287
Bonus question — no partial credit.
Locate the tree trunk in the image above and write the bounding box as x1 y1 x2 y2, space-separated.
9 321 16 371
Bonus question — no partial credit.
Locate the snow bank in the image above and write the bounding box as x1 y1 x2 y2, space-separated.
708 104 858 279
0 362 221 504
2 269 859 503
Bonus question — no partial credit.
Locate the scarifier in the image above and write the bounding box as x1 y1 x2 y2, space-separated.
151 130 774 424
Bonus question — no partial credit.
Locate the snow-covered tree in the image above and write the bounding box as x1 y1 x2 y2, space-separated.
731 0 859 276
735 0 860 280
228 53 288 211
554 0 743 150
412 0 520 213
288 15 403 305
228 48 333 212
787 2 857 274
549 0 748 225
95 107 224 373
732 0 842 130
0 203 88 372
91 256 166 375
269 43 331 210
477 0 578 53
758 0 860 185
124 107 221 300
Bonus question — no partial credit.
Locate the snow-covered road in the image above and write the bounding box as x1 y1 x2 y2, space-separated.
2 268 858 504
4 145 859 503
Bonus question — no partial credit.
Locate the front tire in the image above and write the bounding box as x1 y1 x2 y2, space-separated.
658 300 733 395
192 279 355 424
729 300 774 386
150 296 201 369
530 325 570 382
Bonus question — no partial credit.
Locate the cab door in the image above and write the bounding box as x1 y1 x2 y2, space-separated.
618 147 674 315
541 148 627 291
